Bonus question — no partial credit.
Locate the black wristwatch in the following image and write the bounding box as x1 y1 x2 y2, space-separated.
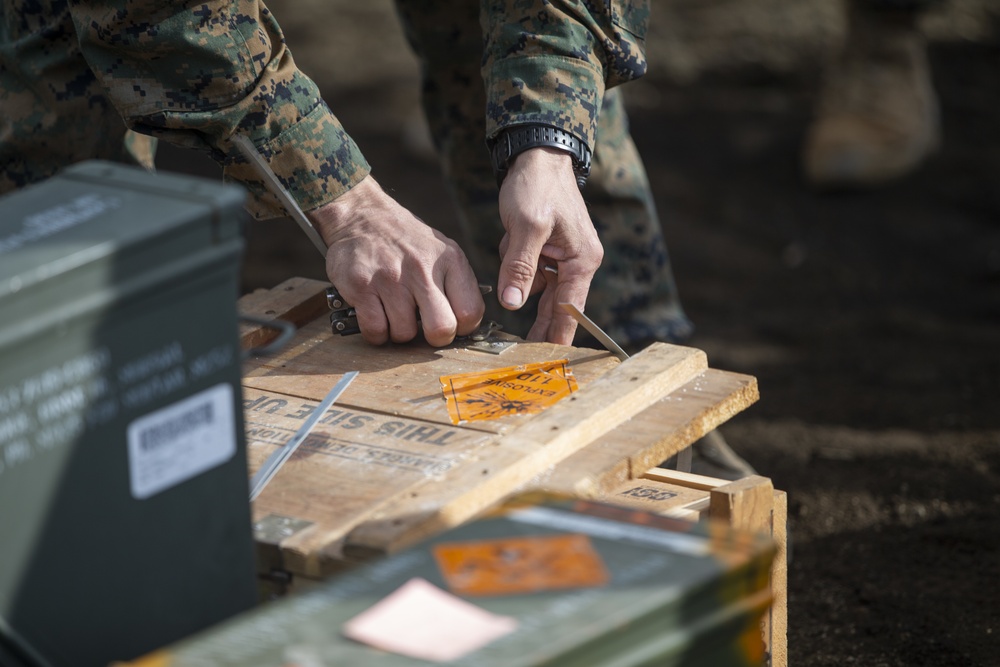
488 124 592 189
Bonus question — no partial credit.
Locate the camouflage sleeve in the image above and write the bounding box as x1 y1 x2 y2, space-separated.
69 0 369 219
480 0 650 151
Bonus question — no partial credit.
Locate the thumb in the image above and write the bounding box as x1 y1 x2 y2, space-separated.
497 233 544 311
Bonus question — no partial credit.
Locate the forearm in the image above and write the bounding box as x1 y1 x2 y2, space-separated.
69 0 368 218
480 0 650 150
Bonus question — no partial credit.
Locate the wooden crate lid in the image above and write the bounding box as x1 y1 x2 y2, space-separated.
239 279 758 578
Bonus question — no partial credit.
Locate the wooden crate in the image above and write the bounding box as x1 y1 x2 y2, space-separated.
237 278 786 665
586 468 789 667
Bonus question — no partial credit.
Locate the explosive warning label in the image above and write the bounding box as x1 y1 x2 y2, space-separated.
439 360 577 425
433 533 609 596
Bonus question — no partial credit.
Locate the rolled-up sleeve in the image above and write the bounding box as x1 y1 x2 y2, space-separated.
70 0 369 218
480 0 650 151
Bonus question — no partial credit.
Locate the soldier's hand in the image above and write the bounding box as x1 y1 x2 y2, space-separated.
309 176 485 346
496 147 603 345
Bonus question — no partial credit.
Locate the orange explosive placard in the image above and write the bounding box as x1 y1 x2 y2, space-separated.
433 534 609 597
439 360 578 424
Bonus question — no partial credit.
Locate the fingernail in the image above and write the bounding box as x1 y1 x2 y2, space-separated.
502 286 523 308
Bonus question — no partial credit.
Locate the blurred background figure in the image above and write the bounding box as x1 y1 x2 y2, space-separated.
803 0 942 188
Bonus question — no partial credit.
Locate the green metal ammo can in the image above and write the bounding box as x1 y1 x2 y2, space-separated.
0 162 258 667
117 494 776 667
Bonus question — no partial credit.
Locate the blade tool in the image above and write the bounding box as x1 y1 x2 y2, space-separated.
249 371 359 501
558 302 629 362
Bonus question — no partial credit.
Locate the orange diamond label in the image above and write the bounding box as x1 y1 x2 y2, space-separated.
433 534 609 597
440 360 577 424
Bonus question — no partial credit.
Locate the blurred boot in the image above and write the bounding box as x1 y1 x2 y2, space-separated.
690 430 757 480
803 3 940 188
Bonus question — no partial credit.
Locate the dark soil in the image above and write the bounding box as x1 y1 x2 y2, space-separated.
159 18 1000 667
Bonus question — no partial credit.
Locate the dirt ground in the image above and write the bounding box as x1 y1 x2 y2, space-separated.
161 2 999 665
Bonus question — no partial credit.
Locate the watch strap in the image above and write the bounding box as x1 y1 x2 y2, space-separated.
489 124 592 189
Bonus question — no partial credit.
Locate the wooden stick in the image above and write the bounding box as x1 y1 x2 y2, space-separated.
642 467 728 491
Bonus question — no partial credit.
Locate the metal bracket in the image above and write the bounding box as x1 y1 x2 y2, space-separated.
253 514 314 544
464 338 517 354
455 320 517 354
327 287 359 335
239 314 297 358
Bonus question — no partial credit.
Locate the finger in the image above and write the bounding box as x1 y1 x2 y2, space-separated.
526 284 556 342
379 287 421 344
546 265 591 345
413 288 458 347
525 263 560 342
352 293 390 346
443 266 486 338
543 297 580 345
497 226 546 312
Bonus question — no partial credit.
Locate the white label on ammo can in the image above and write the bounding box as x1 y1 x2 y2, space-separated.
127 383 236 499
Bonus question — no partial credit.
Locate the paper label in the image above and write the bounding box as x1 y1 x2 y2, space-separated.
434 534 609 596
342 577 517 662
440 360 577 424
127 383 236 499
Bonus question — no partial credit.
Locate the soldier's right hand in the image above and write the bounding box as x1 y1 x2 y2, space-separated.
495 147 604 345
308 175 485 347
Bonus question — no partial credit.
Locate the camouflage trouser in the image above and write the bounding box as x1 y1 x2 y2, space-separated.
395 0 692 349
0 4 156 194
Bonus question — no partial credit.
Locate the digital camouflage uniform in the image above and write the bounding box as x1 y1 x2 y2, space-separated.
0 0 369 220
1 0 690 348
396 0 692 347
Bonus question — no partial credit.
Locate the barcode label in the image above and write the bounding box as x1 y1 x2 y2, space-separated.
127 383 236 499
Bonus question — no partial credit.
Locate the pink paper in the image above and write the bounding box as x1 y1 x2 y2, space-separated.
342 577 518 662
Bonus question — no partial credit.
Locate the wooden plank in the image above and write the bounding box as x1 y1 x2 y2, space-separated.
708 475 774 532
238 277 329 350
661 497 711 521
342 342 709 558
769 490 789 667
709 476 777 666
592 478 708 517
641 466 729 491
544 369 758 496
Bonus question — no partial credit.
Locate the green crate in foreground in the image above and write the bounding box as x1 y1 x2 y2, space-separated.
125 493 775 667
